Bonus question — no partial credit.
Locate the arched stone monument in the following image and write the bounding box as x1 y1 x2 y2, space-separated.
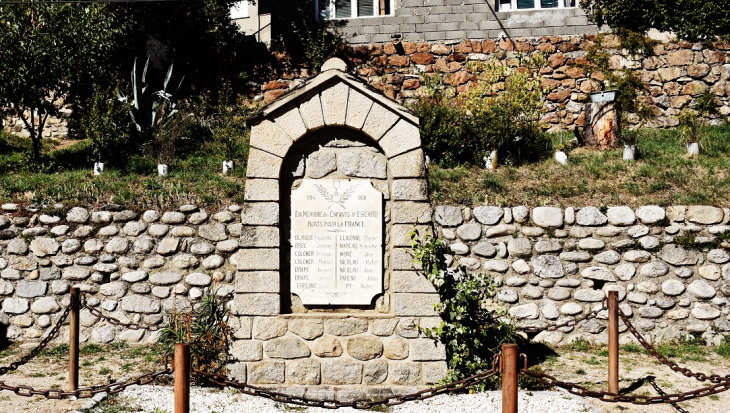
232 59 444 398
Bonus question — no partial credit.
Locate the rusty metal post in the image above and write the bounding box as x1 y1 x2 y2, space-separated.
608 290 619 395
69 286 80 391
502 343 518 413
174 343 190 413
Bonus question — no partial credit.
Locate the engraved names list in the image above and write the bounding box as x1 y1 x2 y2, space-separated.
290 179 383 305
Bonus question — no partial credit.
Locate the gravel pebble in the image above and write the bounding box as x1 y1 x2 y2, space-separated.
113 385 599 413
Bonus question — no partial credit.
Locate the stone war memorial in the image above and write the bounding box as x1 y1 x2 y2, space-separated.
234 57 444 396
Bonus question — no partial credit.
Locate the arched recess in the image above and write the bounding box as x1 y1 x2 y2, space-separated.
236 66 434 319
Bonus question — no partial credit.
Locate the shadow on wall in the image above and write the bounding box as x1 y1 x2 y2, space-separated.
0 324 9 350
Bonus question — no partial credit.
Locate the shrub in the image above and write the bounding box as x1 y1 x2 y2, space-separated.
410 229 517 390
74 84 131 166
409 56 549 168
157 288 231 379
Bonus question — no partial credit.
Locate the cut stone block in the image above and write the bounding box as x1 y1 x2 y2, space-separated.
299 93 325 131
244 179 280 202
394 294 440 316
321 82 349 125
236 248 280 271
246 148 283 179
275 108 308 141
379 119 421 158
235 271 280 293
345 89 374 130
390 149 426 178
250 119 293 158
233 294 280 316
362 103 399 140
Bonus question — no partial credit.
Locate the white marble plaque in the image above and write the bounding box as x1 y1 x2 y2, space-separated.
290 179 384 305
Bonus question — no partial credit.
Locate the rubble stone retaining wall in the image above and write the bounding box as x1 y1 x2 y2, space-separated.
433 204 730 347
261 37 730 131
1 203 729 362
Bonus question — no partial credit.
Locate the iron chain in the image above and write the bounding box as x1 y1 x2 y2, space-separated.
80 293 162 331
191 355 502 410
618 307 730 384
520 368 730 405
0 303 71 376
518 297 607 334
0 367 172 399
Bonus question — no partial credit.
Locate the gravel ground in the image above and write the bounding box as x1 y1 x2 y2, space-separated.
112 385 601 413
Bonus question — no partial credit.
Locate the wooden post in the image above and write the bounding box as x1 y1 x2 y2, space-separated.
608 290 619 395
174 343 190 413
68 286 80 391
502 343 518 413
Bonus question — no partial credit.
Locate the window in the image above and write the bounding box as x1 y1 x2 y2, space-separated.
230 1 250 19
317 0 393 20
497 0 576 11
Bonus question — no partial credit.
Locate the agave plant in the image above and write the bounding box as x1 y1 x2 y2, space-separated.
118 57 185 163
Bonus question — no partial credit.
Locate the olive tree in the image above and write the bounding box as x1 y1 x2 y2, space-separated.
0 3 127 161
580 0 730 41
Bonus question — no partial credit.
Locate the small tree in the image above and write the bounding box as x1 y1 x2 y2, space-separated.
0 3 128 162
580 0 730 42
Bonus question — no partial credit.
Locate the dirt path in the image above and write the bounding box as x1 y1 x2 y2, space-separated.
542 346 730 412
1 340 729 412
0 342 166 413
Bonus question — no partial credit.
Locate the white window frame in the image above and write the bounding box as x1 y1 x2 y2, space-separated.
316 0 395 20
497 0 577 12
231 0 250 19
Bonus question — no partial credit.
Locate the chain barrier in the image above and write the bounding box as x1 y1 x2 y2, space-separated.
517 298 607 334
0 303 71 375
520 367 730 405
80 293 162 332
618 307 730 384
191 355 501 410
0 364 173 399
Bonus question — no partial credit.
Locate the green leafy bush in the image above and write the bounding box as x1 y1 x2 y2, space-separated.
409 57 549 168
75 84 131 165
410 229 517 389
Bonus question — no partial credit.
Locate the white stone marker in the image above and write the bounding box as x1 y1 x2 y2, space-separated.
290 179 383 305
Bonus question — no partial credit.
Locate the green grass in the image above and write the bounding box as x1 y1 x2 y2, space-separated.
429 124 730 207
80 344 104 355
98 367 112 375
39 344 69 357
0 131 247 207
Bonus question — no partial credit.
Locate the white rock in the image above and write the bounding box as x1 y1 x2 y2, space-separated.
698 265 721 281
512 206 529 223
511 259 531 275
635 206 666 224
473 206 504 225
541 303 560 319
509 303 539 319
692 303 721 320
576 207 608 226
484 260 510 273
581 267 615 282
532 207 563 228
560 303 583 315
662 279 686 296
688 279 716 299
532 255 564 278
498 290 519 303
639 261 669 277
607 207 636 226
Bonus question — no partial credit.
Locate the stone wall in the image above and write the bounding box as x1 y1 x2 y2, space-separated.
2 202 730 391
432 204 730 346
261 37 730 131
0 202 242 344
